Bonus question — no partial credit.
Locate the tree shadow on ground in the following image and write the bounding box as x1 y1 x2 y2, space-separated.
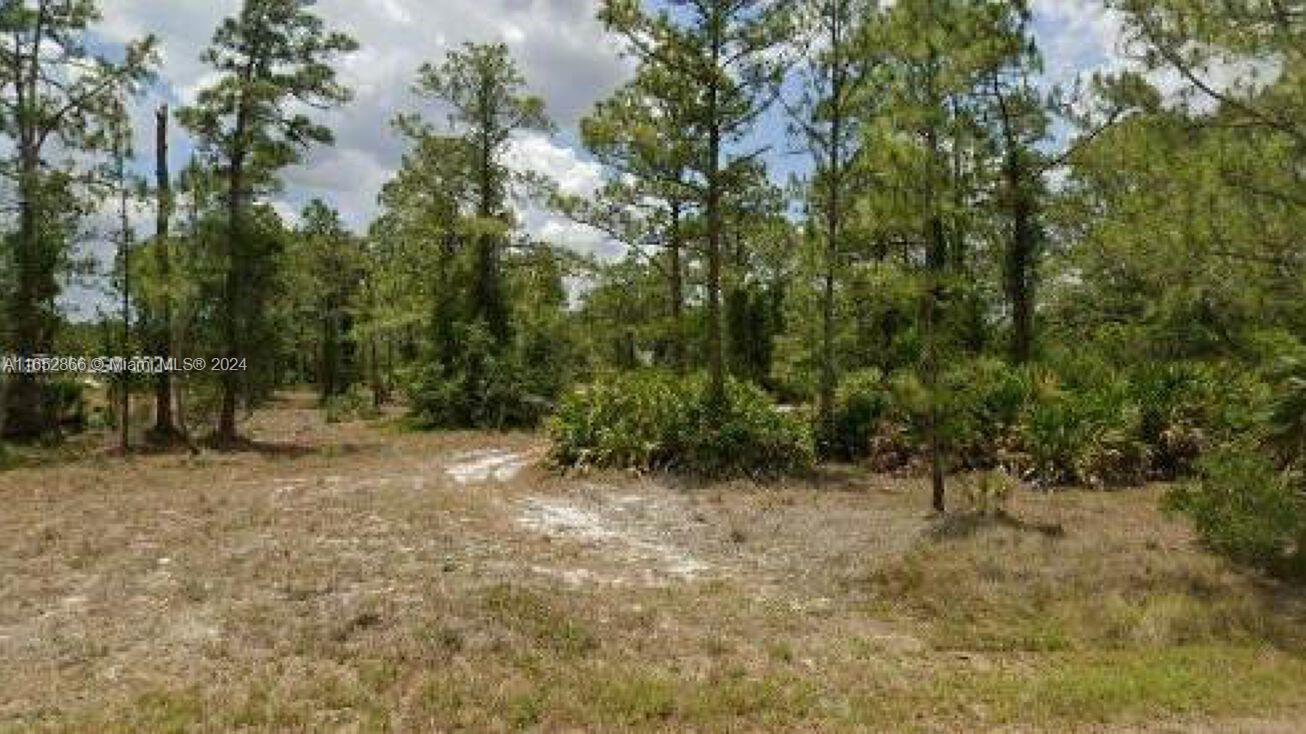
930 510 1066 540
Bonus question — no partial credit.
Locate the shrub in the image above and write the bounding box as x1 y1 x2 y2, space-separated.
549 371 814 478
962 469 1018 517
1267 356 1306 466
1166 447 1304 573
1021 378 1150 488
823 368 889 460
547 371 684 471
836 361 1035 473
680 379 816 478
45 379 87 432
1127 362 1211 478
940 357 1032 470
323 386 380 424
408 322 550 430
812 353 1278 490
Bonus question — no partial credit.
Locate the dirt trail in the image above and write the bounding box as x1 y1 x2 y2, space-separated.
517 491 712 584
445 448 531 484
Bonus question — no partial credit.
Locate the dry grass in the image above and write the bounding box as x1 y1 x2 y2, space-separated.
1 394 1304 733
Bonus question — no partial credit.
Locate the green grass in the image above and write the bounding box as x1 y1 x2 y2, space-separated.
971 645 1306 725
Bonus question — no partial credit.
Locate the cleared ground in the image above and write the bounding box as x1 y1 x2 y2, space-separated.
2 394 1304 733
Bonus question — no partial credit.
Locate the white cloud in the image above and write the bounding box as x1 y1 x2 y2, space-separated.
1031 0 1281 111
507 132 604 198
96 0 630 243
1032 0 1128 87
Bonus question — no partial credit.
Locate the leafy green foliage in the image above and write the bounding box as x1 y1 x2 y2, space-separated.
962 470 1018 518
408 322 547 431
44 380 88 432
1166 449 1304 574
0 2 156 440
821 356 1275 490
178 0 356 442
1021 380 1149 488
824 368 890 461
323 386 380 425
549 372 814 479
409 42 552 341
938 357 1033 470
1267 356 1306 466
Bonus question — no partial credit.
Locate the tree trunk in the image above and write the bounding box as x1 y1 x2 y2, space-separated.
819 17 845 442
668 202 685 373
118 140 133 454
370 337 383 407
1003 148 1037 365
3 152 56 440
923 47 947 514
152 105 178 440
3 9 57 442
475 123 509 341
705 10 726 409
993 79 1037 365
1007 166 1036 365
321 313 333 400
218 152 245 444
926 211 948 514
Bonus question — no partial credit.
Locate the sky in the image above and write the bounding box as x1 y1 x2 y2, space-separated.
65 0 1130 318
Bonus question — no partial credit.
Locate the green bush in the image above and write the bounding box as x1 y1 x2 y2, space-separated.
823 368 889 460
813 353 1280 491
1127 362 1211 478
1267 356 1306 466
323 386 380 424
45 379 87 431
409 322 550 430
549 371 814 478
1021 377 1150 488
1166 448 1304 573
962 469 1018 517
940 357 1032 470
680 379 816 478
547 371 684 471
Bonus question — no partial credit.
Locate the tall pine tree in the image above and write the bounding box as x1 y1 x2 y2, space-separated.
178 0 355 444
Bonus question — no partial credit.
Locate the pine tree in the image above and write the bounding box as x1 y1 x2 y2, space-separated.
0 0 156 440
178 0 356 444
599 0 791 408
410 42 552 343
575 63 702 372
148 104 181 442
982 2 1047 364
866 0 1031 510
295 200 365 401
789 0 879 443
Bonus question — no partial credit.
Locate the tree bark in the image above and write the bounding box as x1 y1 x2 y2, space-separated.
2 158 53 440
818 2 847 442
668 202 686 373
218 121 248 444
993 80 1037 365
1007 163 1036 365
152 104 178 439
705 7 726 409
923 42 947 514
117 139 133 454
